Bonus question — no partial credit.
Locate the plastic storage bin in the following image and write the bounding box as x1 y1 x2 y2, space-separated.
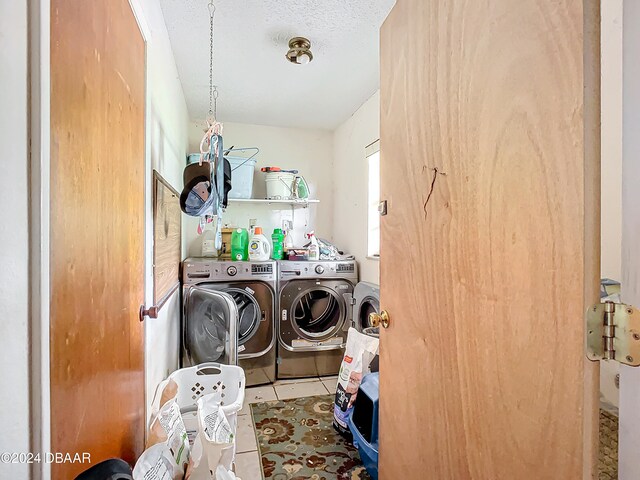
348 372 379 480
227 156 257 199
187 150 258 200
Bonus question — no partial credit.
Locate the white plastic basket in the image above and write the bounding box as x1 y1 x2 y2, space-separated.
151 363 246 445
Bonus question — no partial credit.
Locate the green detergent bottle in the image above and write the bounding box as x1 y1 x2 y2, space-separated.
231 228 249 261
271 228 285 260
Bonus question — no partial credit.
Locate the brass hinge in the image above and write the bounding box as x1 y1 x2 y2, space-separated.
586 301 640 366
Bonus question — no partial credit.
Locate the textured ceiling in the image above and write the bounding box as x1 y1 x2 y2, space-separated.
159 0 395 130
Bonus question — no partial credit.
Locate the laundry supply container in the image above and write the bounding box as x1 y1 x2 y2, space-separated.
362 326 380 373
265 171 296 199
348 372 379 480
187 149 259 200
227 155 257 199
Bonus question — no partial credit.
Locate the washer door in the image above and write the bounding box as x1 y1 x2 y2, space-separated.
215 281 275 358
183 286 238 365
223 288 261 345
279 280 353 350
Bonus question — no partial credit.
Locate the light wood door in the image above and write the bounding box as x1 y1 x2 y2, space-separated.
379 1 600 478
50 0 145 477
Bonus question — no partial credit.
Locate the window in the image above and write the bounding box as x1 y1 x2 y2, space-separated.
367 141 380 258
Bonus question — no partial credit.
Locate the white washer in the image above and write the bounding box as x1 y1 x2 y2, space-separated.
353 281 380 332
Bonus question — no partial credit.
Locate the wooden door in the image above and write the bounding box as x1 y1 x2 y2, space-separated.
379 1 600 478
50 0 145 477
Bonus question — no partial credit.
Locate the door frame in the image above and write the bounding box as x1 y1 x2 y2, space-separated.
28 1 151 478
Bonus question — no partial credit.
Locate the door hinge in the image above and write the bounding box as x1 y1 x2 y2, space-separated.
378 200 387 216
586 300 640 366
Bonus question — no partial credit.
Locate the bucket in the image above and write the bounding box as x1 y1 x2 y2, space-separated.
227 156 257 199
265 171 296 200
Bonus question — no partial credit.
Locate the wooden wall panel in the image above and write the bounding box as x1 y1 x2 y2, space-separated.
153 171 181 305
378 0 600 478
50 0 145 477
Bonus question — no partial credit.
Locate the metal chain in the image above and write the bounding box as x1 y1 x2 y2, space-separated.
207 0 216 122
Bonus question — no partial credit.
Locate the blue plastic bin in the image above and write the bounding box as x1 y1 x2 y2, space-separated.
347 372 379 480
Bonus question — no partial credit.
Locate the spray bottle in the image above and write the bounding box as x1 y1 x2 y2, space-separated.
306 231 319 261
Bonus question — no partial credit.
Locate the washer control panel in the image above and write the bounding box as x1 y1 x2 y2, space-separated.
183 259 276 283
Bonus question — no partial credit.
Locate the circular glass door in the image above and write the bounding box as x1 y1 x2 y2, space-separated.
292 287 344 339
359 297 380 329
223 288 261 345
185 288 233 364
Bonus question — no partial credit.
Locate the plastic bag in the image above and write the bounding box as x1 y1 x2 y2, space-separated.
133 443 184 480
215 465 240 480
333 328 379 438
148 378 179 433
135 376 190 480
197 393 235 475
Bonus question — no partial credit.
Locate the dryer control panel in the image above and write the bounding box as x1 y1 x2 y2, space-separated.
278 260 358 282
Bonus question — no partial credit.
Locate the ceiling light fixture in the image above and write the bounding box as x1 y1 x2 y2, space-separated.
286 37 313 65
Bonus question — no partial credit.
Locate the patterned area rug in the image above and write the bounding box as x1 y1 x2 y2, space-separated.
251 394 370 480
599 409 618 480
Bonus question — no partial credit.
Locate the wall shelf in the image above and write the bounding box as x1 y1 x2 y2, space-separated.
228 198 319 207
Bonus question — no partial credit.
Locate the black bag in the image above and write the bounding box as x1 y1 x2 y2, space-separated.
74 458 133 480
219 157 232 208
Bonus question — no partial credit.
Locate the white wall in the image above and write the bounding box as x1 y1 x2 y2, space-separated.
619 2 640 476
133 0 191 416
0 1 30 477
601 0 623 282
599 0 623 412
186 122 334 256
332 91 380 284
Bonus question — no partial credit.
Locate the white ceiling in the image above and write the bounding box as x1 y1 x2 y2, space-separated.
159 0 395 130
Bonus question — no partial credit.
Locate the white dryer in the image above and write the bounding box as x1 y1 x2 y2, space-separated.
182 258 276 386
353 281 380 332
277 260 357 379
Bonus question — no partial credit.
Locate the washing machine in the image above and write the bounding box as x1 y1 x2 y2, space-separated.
353 281 380 373
277 260 358 379
353 282 380 332
182 258 276 386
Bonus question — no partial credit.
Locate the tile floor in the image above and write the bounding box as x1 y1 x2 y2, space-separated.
235 376 338 479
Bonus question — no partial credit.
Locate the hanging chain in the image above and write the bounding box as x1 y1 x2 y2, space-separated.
207 0 216 123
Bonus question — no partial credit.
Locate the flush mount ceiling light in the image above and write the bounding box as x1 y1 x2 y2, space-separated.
286 37 313 65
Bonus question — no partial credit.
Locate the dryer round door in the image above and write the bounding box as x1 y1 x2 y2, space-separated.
279 279 353 348
356 295 380 331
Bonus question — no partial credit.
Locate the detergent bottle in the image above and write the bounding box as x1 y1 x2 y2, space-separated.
201 221 217 257
230 228 249 261
271 228 285 260
249 227 272 261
